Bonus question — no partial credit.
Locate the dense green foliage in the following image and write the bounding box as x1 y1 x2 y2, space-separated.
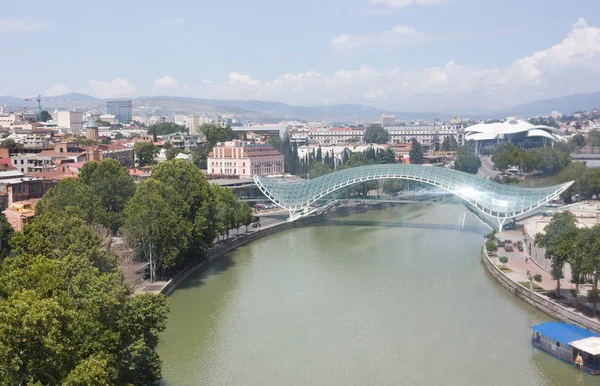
78 160 136 233
0 210 169 385
40 110 52 122
363 124 390 144
557 162 600 202
150 122 187 137
491 142 570 174
166 147 183 160
0 214 13 259
309 162 332 179
453 142 481 174
0 139 23 150
535 212 579 299
441 136 458 151
0 158 257 383
409 138 424 164
133 141 159 167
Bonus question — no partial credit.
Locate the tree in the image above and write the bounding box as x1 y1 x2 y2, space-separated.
527 270 543 292
309 162 332 179
166 147 182 160
149 122 186 136
0 139 23 150
78 159 136 233
133 141 159 167
35 178 100 224
0 211 168 385
432 134 440 151
124 180 192 278
409 138 424 164
499 256 508 267
200 124 236 145
0 213 13 259
576 225 600 316
383 179 403 195
486 241 498 253
441 136 451 151
150 159 215 259
453 142 481 174
363 124 390 144
535 211 579 299
40 110 52 122
211 185 239 240
239 203 253 232
316 146 322 162
114 132 124 140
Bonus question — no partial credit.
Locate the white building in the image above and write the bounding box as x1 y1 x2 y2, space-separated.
56 111 83 135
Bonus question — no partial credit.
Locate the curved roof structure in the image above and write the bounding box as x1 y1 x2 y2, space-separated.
254 164 573 225
464 119 565 143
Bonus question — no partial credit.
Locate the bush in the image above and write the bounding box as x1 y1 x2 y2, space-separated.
587 289 599 303
499 256 509 266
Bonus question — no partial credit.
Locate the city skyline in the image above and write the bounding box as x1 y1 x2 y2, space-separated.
3 0 600 110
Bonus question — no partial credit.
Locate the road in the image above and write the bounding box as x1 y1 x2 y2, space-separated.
478 155 498 178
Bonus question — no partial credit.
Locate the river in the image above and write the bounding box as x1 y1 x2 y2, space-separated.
158 204 597 385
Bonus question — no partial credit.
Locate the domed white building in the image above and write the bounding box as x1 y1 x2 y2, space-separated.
464 119 566 153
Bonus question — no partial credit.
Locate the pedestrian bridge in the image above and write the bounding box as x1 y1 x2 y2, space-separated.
254 164 573 228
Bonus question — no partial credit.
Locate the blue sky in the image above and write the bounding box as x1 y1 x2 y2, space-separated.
2 0 600 110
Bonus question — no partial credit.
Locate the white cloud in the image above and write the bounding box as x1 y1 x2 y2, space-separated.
45 83 70 96
181 18 600 110
87 78 136 98
154 18 185 27
228 72 260 85
154 75 178 89
370 0 440 9
0 17 50 32
332 25 428 49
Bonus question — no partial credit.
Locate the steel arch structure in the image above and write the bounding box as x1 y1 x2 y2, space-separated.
254 164 573 228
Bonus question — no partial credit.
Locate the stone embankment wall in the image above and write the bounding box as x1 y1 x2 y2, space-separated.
481 245 600 334
162 202 396 296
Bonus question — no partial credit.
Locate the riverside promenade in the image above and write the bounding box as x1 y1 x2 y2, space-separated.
483 228 600 334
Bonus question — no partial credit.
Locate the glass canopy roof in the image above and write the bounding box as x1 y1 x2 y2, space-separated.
254 164 573 220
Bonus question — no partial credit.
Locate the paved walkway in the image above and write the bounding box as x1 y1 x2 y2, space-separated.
490 230 600 318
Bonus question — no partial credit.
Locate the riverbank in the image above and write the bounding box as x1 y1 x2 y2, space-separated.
481 241 600 334
156 202 404 296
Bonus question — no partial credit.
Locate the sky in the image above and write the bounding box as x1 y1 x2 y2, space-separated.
2 0 600 111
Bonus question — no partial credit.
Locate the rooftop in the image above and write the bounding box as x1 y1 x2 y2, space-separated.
531 322 598 346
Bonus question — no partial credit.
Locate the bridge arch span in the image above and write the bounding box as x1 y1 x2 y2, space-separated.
253 164 573 228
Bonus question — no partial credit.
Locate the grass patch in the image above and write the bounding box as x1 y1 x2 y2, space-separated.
518 282 544 292
497 265 512 273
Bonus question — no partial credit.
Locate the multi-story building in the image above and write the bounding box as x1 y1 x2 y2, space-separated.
56 111 84 135
187 114 201 134
106 100 132 123
84 143 135 169
11 154 54 173
3 199 39 231
207 140 284 178
381 114 396 127
295 125 463 147
0 170 56 210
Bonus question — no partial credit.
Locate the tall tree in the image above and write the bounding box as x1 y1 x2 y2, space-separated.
309 162 332 179
133 142 159 167
151 160 215 260
363 124 390 144
0 213 14 259
35 178 100 224
124 180 192 278
78 160 136 233
535 211 579 299
316 146 322 162
576 225 600 316
409 138 424 164
453 142 482 174
0 212 168 385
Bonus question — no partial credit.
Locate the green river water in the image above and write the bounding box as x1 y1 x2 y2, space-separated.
157 203 596 385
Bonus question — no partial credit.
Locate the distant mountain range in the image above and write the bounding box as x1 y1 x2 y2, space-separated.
2 91 600 122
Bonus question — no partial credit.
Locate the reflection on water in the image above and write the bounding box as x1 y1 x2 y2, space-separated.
158 204 598 385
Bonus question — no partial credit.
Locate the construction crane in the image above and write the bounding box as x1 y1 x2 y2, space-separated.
24 94 43 122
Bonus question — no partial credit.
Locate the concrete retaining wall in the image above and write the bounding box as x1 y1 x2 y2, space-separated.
481 245 600 334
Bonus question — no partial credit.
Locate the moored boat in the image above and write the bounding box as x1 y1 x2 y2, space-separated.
531 322 600 375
